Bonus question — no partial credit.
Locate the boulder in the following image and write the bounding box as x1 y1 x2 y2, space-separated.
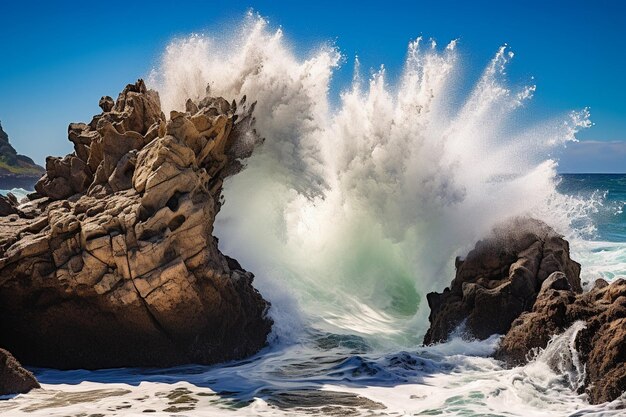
0 196 18 217
423 217 581 345
496 277 626 404
0 348 39 395
0 80 270 369
424 216 626 404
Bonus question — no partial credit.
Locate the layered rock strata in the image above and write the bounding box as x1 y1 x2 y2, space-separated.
0 80 271 369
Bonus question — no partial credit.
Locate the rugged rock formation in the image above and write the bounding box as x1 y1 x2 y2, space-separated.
0 348 39 395
496 276 626 404
424 216 626 404
0 121 45 189
0 194 20 217
0 80 272 369
423 217 581 345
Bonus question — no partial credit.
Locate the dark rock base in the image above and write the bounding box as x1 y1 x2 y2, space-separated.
0 348 39 395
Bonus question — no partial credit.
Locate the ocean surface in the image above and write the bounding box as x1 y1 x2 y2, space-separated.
559 175 626 287
1 17 625 416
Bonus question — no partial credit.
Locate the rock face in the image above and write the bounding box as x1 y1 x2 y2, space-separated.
0 121 45 189
0 194 20 217
423 217 581 345
0 80 272 369
0 348 39 395
496 276 626 404
424 216 626 404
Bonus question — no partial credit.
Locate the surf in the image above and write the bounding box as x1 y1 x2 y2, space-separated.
149 14 592 347
4 13 623 417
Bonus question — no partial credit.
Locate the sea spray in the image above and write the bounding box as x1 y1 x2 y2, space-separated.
148 14 593 346
524 321 587 392
2 14 623 417
0 188 30 201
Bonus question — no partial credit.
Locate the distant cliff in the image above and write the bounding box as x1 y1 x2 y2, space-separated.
0 121 45 189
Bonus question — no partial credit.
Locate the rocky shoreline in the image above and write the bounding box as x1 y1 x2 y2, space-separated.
0 80 272 383
0 349 39 395
424 217 625 404
0 80 623 406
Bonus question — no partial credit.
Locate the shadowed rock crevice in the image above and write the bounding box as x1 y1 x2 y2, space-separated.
0 80 271 369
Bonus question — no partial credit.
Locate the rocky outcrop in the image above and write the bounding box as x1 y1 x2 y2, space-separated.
0 80 271 369
424 217 626 404
0 194 19 217
423 217 581 345
496 276 626 404
0 121 45 189
0 348 39 395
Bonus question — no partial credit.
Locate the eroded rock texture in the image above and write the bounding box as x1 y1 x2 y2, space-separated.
0 348 39 395
0 80 271 369
496 276 626 404
424 216 626 404
423 217 581 345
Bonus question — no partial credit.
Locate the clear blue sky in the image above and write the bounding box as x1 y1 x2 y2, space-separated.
1 0 624 172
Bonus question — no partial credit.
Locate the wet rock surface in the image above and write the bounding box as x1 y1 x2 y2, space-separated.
0 80 271 369
423 217 581 345
424 216 626 404
496 276 626 404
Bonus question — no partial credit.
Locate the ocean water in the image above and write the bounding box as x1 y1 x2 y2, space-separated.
1 15 625 417
0 187 31 202
559 174 626 287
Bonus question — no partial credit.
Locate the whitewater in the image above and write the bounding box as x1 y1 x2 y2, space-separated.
1 14 625 416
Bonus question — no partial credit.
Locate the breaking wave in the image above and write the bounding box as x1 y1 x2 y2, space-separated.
148 14 592 346
4 13 625 417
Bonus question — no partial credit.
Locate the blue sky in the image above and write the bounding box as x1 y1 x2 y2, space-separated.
0 0 624 172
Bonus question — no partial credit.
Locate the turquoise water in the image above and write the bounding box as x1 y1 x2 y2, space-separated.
558 174 626 242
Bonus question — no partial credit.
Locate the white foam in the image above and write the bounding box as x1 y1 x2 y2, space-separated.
572 240 626 285
0 188 30 201
3 333 623 416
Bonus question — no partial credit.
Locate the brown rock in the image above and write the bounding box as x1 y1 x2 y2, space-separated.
35 80 166 200
426 217 626 403
99 96 114 113
0 348 39 395
0 195 18 217
423 217 581 345
496 277 626 404
0 80 271 369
